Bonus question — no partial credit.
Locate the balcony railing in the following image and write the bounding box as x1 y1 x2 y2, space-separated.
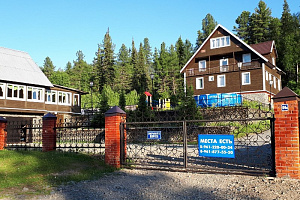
186 61 261 77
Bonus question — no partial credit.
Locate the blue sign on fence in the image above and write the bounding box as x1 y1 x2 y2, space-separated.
147 131 161 140
198 134 235 158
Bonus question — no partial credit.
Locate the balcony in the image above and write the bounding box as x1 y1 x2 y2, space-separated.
186 61 261 77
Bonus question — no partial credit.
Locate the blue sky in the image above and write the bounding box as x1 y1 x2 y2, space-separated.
0 0 299 69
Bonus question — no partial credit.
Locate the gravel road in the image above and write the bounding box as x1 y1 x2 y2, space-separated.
24 169 300 200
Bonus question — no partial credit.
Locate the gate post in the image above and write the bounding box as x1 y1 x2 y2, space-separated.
0 117 7 150
273 87 300 179
42 113 57 152
105 106 126 168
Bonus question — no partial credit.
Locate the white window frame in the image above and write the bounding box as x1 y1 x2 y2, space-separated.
220 58 229 72
46 90 57 104
209 76 214 81
210 36 230 49
272 57 275 65
242 53 251 65
217 74 226 87
74 94 80 106
242 72 251 85
196 77 204 89
0 83 5 99
273 76 276 89
198 60 206 72
278 78 281 90
6 84 26 101
58 91 72 106
27 86 44 102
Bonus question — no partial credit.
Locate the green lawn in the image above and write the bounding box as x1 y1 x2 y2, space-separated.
0 150 115 198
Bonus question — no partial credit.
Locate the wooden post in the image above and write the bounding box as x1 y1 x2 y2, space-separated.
105 106 126 168
42 113 57 152
0 117 7 150
273 87 300 179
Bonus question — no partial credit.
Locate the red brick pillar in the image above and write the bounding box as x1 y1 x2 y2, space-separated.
0 117 7 150
273 87 300 179
105 106 126 168
42 113 57 152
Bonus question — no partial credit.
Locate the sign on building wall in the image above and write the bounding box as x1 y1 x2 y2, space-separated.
198 134 235 158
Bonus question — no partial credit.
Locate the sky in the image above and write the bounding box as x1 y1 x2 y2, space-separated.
0 0 299 69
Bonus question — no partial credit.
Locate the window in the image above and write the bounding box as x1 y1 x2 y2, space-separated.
278 79 281 90
242 53 251 65
273 76 276 89
58 91 72 105
217 75 226 87
6 84 25 100
46 90 57 104
242 72 251 85
74 94 80 106
198 60 206 72
187 68 194 76
0 83 5 99
27 86 43 102
266 71 269 81
209 76 214 81
210 36 230 49
196 77 204 89
220 58 228 72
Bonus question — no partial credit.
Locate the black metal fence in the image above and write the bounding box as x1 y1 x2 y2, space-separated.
121 103 275 176
5 116 105 156
5 118 43 150
56 118 105 156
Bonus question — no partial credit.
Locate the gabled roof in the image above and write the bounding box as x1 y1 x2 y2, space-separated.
180 24 272 73
250 41 277 57
0 47 53 87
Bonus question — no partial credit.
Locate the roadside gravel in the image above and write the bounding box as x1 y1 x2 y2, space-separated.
25 169 300 200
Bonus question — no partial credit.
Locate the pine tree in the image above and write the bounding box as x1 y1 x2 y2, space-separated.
94 29 115 92
249 0 272 44
195 14 217 50
115 44 132 92
42 57 55 79
233 11 251 43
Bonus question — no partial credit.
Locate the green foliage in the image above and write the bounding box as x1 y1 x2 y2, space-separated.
195 13 217 49
233 11 251 43
119 90 126 110
125 90 139 105
49 70 70 87
178 86 202 120
41 56 55 78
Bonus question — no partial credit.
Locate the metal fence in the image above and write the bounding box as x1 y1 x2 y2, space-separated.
121 103 275 176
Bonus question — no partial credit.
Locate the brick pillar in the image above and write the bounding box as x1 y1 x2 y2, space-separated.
42 113 57 152
105 106 126 168
0 117 7 150
273 87 300 179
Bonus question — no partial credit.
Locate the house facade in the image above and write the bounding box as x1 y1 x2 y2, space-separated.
0 47 86 120
180 24 284 106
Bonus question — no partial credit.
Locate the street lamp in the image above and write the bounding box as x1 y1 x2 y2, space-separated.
90 81 94 114
150 73 154 108
269 80 273 110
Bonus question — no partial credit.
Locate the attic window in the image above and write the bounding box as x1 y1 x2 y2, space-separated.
210 36 230 49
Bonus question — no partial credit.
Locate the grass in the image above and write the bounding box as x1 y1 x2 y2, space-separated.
0 150 115 198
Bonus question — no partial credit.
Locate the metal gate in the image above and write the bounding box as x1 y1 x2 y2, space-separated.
121 106 275 176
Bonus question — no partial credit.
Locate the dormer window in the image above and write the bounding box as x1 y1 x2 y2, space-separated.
210 36 230 49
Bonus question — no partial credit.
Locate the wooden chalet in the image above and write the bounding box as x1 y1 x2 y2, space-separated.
0 47 86 120
180 24 284 106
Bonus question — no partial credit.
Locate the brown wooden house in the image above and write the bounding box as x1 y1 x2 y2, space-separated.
0 47 86 120
180 24 284 106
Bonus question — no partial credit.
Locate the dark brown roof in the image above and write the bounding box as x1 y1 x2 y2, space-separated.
250 41 274 55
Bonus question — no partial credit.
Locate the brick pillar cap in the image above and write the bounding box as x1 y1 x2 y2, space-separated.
43 113 57 119
0 116 7 123
105 106 126 117
273 87 299 102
